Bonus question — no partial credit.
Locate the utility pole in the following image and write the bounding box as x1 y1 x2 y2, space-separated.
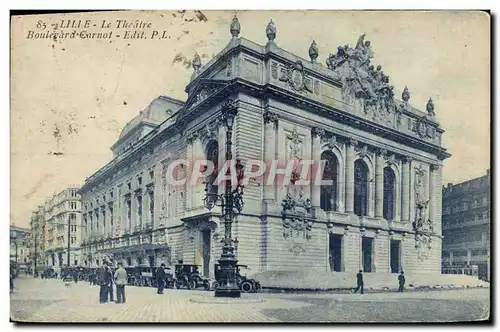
33 230 37 278
67 216 71 267
15 241 18 267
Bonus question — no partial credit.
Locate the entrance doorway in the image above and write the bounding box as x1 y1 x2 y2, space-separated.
148 255 155 268
390 240 401 273
202 230 211 277
329 234 343 272
362 237 373 272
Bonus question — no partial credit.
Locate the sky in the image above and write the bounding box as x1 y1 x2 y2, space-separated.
10 10 490 228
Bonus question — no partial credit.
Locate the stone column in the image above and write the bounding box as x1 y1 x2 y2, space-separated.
263 110 279 201
375 149 386 218
449 251 454 265
311 127 324 209
125 195 131 231
428 164 438 225
192 137 205 209
344 139 357 214
185 137 194 211
467 249 472 265
401 156 412 223
95 209 100 237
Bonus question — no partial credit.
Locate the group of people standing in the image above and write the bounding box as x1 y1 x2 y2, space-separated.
96 261 127 304
354 270 406 294
94 261 169 304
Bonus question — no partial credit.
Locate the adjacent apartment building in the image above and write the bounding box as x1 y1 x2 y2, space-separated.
442 169 491 280
29 206 45 275
43 187 83 268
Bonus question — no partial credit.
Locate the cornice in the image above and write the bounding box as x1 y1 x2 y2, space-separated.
232 80 450 160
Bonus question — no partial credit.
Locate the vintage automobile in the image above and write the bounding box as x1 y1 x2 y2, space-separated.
161 265 176 289
124 265 157 287
215 264 261 293
173 264 217 290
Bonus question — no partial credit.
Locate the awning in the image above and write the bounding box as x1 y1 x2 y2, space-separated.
97 243 166 255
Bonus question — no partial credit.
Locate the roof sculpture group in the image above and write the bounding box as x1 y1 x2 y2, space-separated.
325 34 434 122
326 34 401 119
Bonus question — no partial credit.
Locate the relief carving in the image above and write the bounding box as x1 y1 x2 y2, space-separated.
289 243 306 256
226 58 233 77
271 61 278 79
286 127 303 158
278 60 317 94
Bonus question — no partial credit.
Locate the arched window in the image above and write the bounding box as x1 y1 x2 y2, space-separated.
320 151 339 212
383 167 396 220
205 140 219 196
354 160 369 217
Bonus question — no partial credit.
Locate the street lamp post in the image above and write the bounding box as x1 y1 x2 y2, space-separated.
203 99 245 298
67 217 71 267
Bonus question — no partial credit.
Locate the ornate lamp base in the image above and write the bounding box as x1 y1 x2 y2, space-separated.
214 244 241 298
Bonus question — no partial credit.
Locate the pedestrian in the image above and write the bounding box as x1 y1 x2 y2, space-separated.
398 271 405 292
10 271 14 294
156 263 166 294
107 265 114 302
73 270 78 283
114 262 127 304
98 262 110 303
354 270 364 294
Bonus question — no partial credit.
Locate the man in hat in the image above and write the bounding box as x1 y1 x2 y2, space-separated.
98 261 111 303
107 264 115 302
156 263 167 294
114 262 128 304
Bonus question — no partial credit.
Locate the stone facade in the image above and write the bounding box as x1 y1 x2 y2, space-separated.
442 170 490 280
79 19 450 278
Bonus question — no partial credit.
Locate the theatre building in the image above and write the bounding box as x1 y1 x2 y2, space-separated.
79 18 450 278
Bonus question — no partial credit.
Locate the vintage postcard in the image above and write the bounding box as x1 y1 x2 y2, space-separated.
10 10 490 323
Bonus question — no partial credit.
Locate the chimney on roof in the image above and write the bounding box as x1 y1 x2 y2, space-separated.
486 169 490 175
447 183 453 188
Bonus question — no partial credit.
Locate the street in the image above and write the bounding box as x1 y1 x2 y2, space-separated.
10 276 490 323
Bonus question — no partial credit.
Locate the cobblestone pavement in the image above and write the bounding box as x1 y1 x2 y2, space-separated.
10 277 490 323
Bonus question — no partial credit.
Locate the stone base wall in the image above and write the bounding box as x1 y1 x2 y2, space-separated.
82 214 441 277
202 214 443 276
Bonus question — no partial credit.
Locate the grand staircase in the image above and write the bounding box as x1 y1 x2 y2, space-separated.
251 270 489 291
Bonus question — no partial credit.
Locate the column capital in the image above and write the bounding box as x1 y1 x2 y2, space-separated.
263 110 279 125
311 127 325 139
186 132 199 145
402 156 413 164
347 137 358 147
430 164 441 171
376 147 388 157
